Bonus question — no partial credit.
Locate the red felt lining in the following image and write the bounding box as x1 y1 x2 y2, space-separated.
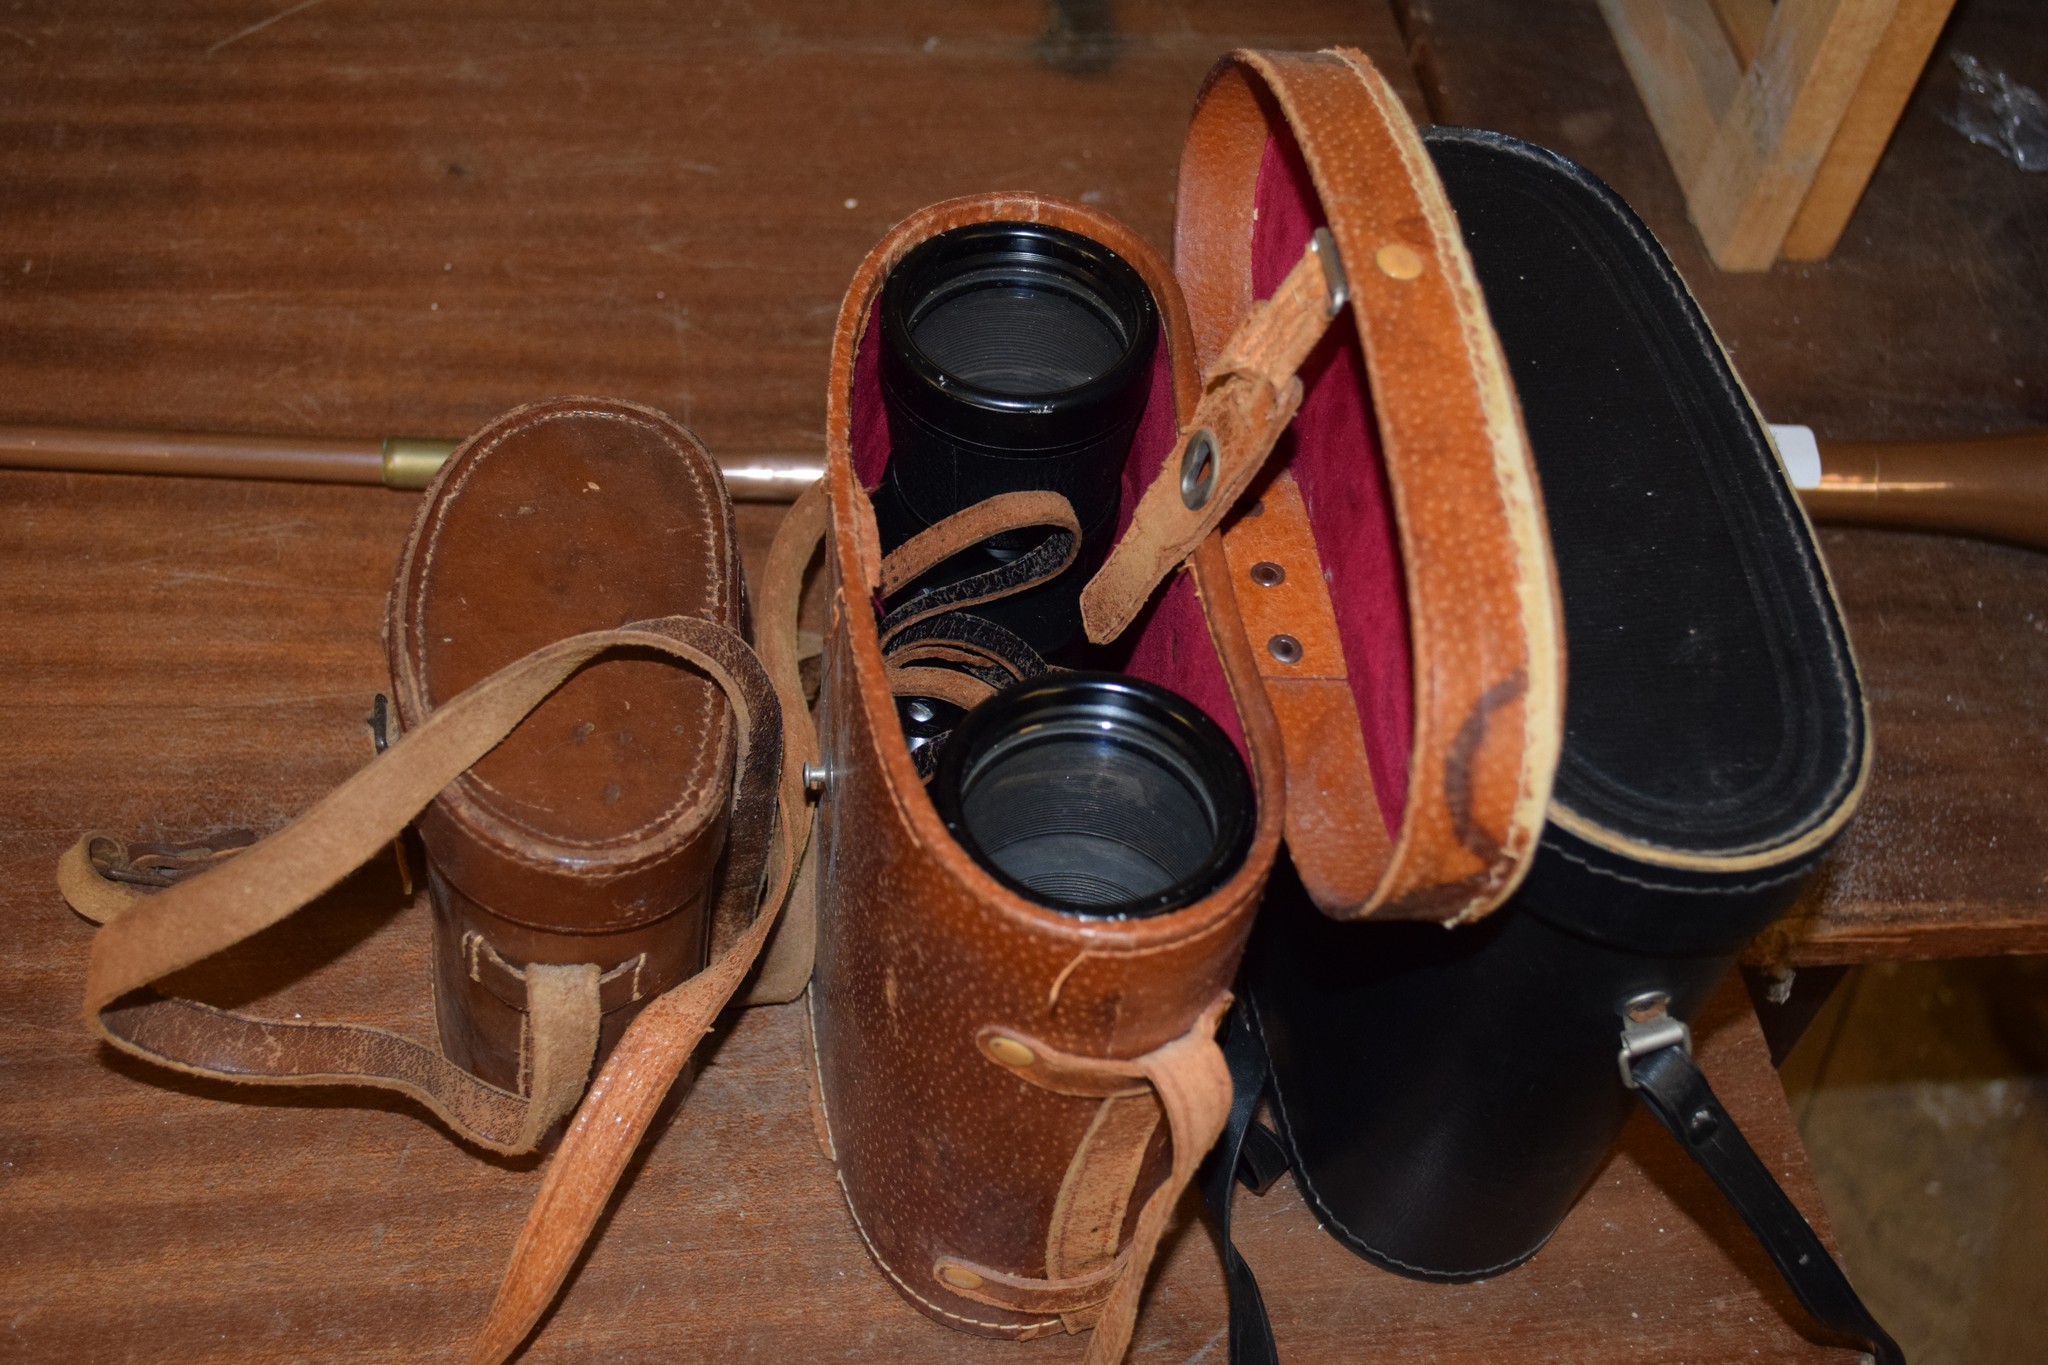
1250 131 1412 831
848 257 1244 757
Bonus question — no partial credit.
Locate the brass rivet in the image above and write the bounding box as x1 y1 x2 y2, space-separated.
1249 561 1285 588
939 1265 985 1290
1375 243 1424 280
1268 634 1303 665
988 1036 1036 1067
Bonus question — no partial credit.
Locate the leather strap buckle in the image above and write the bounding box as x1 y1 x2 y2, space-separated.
1618 991 1691 1090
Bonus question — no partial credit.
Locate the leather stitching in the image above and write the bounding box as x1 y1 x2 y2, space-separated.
803 989 1059 1336
1545 837 1819 894
409 406 730 853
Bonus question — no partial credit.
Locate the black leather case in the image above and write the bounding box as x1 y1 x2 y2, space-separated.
1241 126 1869 1281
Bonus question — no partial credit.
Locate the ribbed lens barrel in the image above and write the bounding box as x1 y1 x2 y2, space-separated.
875 222 1159 656
932 674 1252 920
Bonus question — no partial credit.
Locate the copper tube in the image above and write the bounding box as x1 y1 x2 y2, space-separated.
4 422 2042 539
0 424 389 484
0 424 824 501
1798 429 2048 552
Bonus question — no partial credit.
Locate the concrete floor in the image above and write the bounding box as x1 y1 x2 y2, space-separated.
1784 957 2048 1363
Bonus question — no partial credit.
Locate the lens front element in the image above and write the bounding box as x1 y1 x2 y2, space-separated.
933 674 1253 920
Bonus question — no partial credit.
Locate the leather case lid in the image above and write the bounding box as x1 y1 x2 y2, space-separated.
1425 128 1868 948
387 397 743 931
1173 50 1564 925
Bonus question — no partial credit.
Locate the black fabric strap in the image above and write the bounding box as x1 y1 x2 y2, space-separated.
1202 1002 1282 1365
1630 1043 1903 1365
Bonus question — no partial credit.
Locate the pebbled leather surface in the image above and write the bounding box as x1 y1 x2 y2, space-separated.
387 397 743 1093
1177 49 1564 925
812 193 1286 1342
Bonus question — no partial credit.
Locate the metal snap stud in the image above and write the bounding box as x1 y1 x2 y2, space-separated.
988 1036 1037 1067
1687 1105 1719 1141
1249 561 1285 588
1267 634 1303 665
1180 429 1218 510
802 761 830 794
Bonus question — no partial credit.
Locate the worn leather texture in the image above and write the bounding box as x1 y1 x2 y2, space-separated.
811 192 1288 1355
386 398 743 1092
1173 50 1564 925
1244 127 1868 1285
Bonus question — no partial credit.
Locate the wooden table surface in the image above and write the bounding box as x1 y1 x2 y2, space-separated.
4 1 2041 1360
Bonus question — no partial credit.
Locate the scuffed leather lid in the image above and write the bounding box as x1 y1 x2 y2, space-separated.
1425 128 1867 953
387 397 742 932
1172 49 1565 924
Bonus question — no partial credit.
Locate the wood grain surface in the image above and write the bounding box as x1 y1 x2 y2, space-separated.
0 461 1851 1361
1 0 2036 1360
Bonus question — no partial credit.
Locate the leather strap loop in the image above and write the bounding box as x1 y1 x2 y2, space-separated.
877 489 1081 644
747 476 831 1006
465 615 804 1364
929 1250 1131 1317
1080 241 1334 643
67 616 780 1158
1080 994 1235 1365
969 998 1233 1365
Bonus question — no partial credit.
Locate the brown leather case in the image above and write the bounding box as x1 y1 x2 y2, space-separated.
385 397 742 1095
63 396 783 1162
63 395 810 1361
801 48 1562 1365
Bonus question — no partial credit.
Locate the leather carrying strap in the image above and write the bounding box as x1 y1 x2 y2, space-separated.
937 997 1234 1364
748 476 830 1006
65 616 783 1159
466 618 805 1364
1080 239 1337 643
1206 1005 1905 1365
1630 1043 1904 1365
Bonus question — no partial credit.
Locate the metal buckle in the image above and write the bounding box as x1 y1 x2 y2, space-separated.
1618 991 1691 1090
1309 227 1350 319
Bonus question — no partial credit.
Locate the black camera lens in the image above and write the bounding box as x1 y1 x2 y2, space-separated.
931 674 1253 919
875 222 1159 655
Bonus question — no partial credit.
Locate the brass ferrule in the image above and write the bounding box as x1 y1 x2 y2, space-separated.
380 436 459 490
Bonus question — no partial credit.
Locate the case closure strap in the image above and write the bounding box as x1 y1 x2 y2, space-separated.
1618 997 1692 1089
1079 231 1345 644
1621 1002 1904 1365
964 996 1233 1362
1206 995 1906 1365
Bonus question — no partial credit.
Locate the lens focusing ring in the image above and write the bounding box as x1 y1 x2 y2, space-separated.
880 221 1159 452
931 673 1254 920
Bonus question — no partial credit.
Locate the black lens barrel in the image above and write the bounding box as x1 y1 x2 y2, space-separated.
875 222 1159 655
931 674 1253 920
